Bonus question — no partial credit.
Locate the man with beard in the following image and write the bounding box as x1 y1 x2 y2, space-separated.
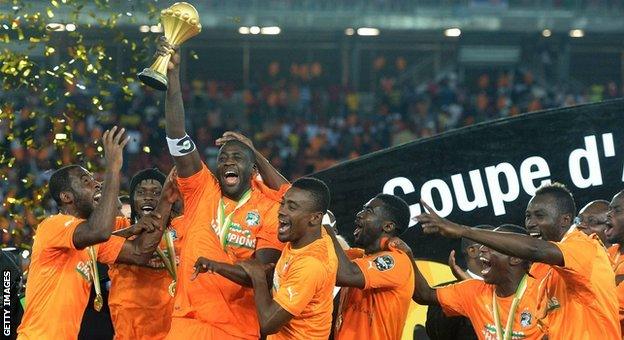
17 127 178 340
395 224 543 340
416 182 620 339
108 168 184 340
158 37 288 339
576 200 610 247
196 178 337 339
606 190 624 331
321 194 414 340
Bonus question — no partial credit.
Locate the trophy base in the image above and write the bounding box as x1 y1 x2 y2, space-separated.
138 68 168 91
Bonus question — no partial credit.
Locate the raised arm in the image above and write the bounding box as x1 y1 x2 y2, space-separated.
417 200 564 266
73 127 128 249
323 225 365 288
116 169 179 265
387 237 438 305
158 36 202 178
216 131 289 189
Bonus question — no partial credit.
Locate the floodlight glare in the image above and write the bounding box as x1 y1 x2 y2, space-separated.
444 28 461 37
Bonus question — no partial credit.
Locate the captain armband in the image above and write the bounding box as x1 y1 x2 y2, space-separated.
166 134 196 156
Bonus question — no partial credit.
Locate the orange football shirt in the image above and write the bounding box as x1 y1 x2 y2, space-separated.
436 276 543 340
108 215 185 340
268 229 338 340
17 214 127 340
166 163 284 340
608 244 624 332
335 248 414 340
530 228 620 339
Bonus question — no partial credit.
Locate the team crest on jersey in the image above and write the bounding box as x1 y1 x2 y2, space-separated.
372 255 394 271
245 211 260 227
520 310 532 327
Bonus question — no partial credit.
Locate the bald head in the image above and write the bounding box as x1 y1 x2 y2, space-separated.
576 200 610 245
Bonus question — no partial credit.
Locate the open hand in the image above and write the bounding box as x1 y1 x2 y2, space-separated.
414 200 466 239
102 126 129 172
215 131 255 150
448 250 471 281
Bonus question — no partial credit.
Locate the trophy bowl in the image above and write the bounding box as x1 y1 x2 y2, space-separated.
138 2 202 91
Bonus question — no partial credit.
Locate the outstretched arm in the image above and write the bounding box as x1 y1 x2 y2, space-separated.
417 200 564 266
73 127 129 249
240 260 294 336
323 225 365 288
216 131 289 189
192 257 252 287
387 238 438 305
158 36 202 178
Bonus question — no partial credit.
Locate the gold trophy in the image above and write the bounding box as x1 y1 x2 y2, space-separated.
137 2 202 91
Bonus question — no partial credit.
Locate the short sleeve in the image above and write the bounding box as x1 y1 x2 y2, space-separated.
552 232 597 287
256 201 284 251
353 251 413 290
38 214 84 250
274 256 325 316
176 163 219 215
436 279 484 317
97 235 126 264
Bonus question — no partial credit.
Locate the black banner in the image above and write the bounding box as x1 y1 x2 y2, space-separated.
313 99 624 264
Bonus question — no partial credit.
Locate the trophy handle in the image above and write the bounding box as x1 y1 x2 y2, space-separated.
138 54 171 91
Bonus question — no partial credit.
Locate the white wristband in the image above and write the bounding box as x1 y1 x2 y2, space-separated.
166 135 196 156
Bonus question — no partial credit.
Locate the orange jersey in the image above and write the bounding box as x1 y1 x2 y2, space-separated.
17 214 127 340
108 215 186 340
530 228 620 339
167 164 285 340
608 244 624 332
335 248 414 340
436 276 543 340
268 229 338 340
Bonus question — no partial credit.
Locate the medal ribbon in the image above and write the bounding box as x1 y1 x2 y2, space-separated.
216 189 252 249
87 246 103 312
492 274 528 340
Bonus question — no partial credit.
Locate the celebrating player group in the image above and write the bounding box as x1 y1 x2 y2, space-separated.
15 36 624 340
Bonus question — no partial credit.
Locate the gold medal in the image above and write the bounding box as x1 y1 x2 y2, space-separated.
94 294 103 312
168 280 177 297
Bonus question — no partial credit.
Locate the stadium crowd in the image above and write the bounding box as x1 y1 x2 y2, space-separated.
1 54 620 250
3 35 624 340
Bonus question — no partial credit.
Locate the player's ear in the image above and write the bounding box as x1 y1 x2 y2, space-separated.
382 221 395 234
60 191 74 205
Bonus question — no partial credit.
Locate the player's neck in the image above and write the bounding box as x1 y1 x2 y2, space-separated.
60 205 83 219
494 270 524 297
364 239 383 255
223 185 251 201
291 225 321 249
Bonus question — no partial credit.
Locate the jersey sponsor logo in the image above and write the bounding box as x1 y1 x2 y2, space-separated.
245 211 260 227
372 254 395 271
76 260 93 283
225 223 256 249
